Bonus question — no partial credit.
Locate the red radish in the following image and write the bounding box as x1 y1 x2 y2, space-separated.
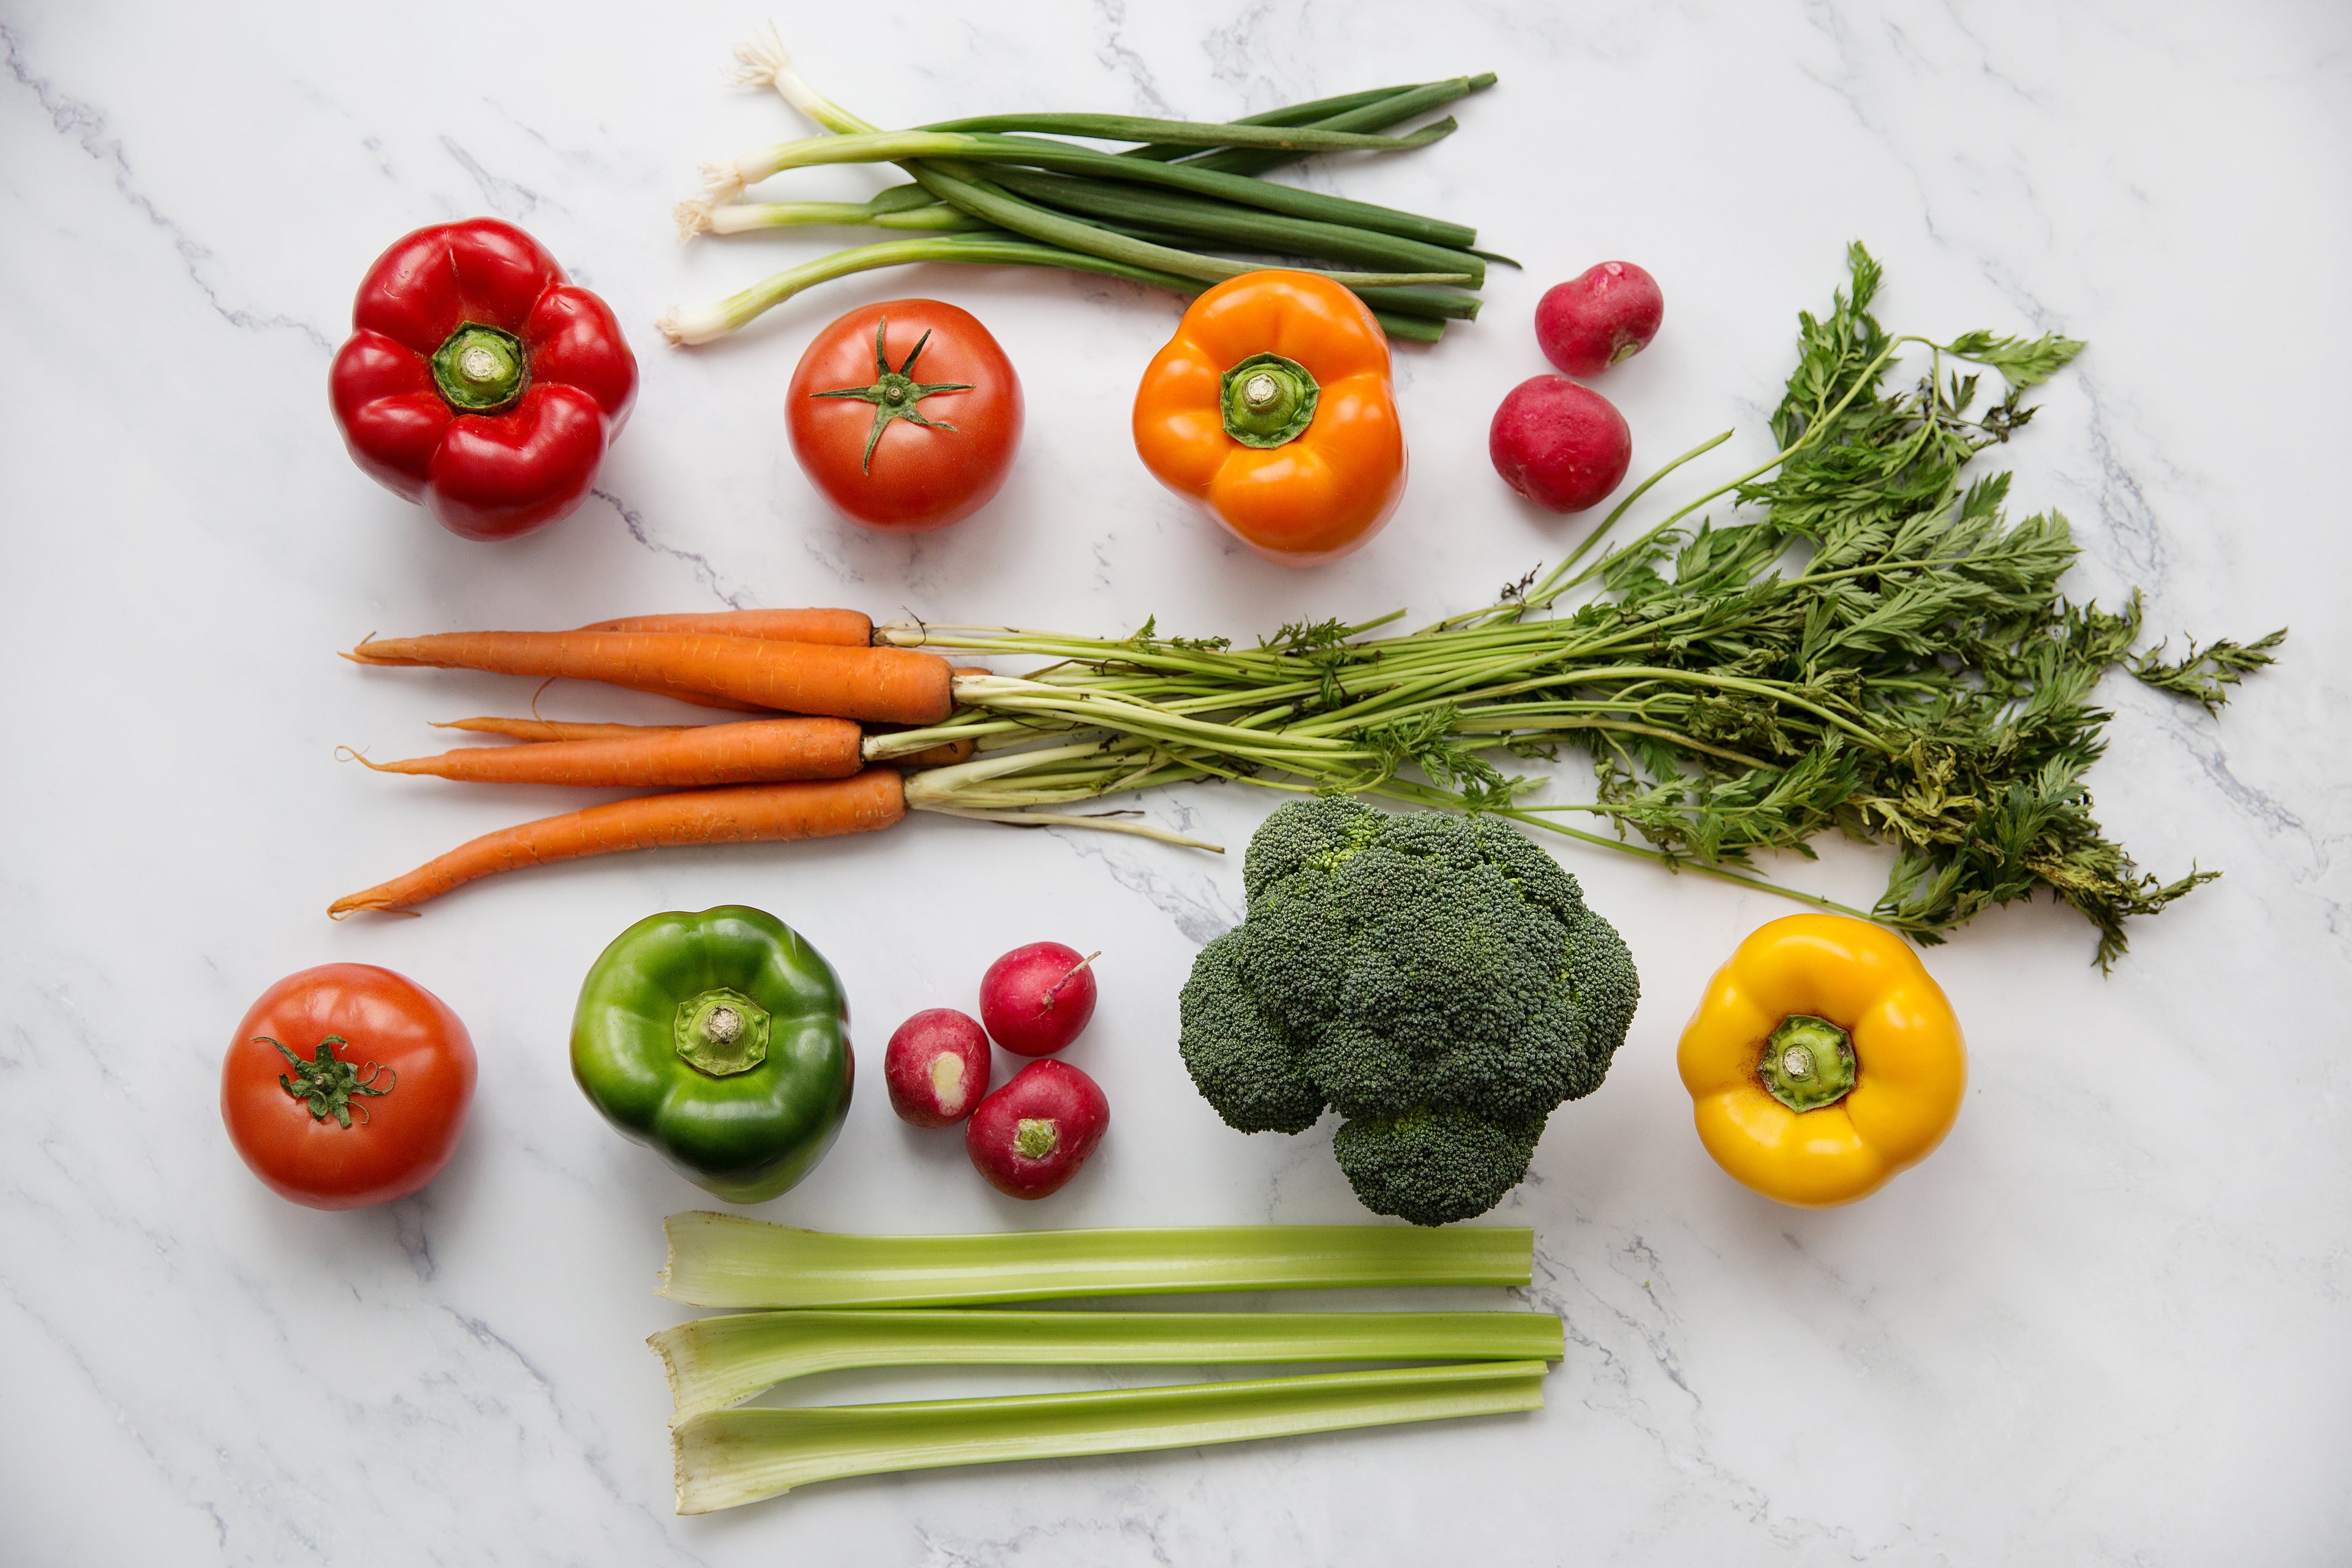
979 941 1099 1057
965 1058 1109 1199
1536 261 1664 377
1490 377 1632 514
883 1008 993 1128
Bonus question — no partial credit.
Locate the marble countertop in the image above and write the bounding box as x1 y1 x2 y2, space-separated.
6 2 2347 1562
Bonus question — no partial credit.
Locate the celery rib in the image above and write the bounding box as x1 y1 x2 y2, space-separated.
657 1213 1534 1309
672 1359 1549 1510
651 1308 1565 1418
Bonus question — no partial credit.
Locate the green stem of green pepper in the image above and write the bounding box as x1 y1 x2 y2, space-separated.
676 989 772 1077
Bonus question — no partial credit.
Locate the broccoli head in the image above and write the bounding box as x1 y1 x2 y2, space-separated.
1178 796 1638 1225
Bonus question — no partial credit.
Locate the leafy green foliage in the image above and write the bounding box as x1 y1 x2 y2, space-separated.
2131 625 2287 712
1937 329 2087 390
1360 705 1521 805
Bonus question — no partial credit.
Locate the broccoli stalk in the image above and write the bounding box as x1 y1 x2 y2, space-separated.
1179 797 1638 1225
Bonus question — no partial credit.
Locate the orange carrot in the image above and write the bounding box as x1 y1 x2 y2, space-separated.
579 608 873 645
612 683 774 714
346 631 953 725
354 718 864 787
894 738 976 767
430 715 973 766
435 717 694 742
328 770 907 914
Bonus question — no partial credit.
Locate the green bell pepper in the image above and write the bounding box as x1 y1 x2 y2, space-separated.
571 905 854 1204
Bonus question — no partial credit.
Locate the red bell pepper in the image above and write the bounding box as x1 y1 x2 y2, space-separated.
329 219 637 541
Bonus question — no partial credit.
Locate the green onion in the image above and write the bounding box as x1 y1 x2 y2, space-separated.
652 234 1450 346
905 159 1472 288
977 165 1487 286
671 1359 1548 1510
707 123 1447 201
678 195 988 238
997 130 1482 248
1121 82 1439 162
655 235 1204 344
998 131 1481 247
914 112 1457 154
1340 285 1483 323
672 35 1498 343
652 1307 1564 1418
711 127 1482 249
1370 312 1446 344
657 1212 1534 1309
1176 75 1498 178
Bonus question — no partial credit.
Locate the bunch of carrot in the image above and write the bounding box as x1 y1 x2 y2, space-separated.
331 608 1208 916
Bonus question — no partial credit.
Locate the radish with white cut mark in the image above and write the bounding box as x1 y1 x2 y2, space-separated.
1536 261 1664 377
883 1009 993 1128
966 1059 1109 1199
979 942 1099 1057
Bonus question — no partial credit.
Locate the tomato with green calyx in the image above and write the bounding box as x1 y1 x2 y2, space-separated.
222 964 477 1210
786 300 1023 532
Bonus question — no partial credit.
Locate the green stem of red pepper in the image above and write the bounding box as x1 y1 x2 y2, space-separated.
429 323 530 413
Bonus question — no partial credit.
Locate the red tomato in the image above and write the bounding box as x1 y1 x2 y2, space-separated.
222 964 477 1210
786 300 1023 532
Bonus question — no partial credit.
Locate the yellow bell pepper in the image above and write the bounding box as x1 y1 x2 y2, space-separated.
1678 914 1966 1207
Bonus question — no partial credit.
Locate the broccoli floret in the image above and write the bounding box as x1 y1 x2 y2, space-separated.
1178 796 1639 1224
1333 1107 1544 1228
1176 929 1324 1134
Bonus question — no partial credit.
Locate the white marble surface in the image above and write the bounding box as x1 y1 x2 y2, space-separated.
5 2 2349 1562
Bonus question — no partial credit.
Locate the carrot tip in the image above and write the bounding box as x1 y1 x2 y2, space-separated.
326 897 420 919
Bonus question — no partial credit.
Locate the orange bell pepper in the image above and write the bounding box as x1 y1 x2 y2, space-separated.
1678 914 1967 1207
1131 271 1408 565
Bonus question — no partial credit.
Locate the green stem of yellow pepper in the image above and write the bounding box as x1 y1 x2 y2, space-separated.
1758 1014 1856 1112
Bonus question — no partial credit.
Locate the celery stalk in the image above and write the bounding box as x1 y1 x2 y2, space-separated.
657 1212 1534 1309
651 1308 1565 1418
671 1359 1549 1510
